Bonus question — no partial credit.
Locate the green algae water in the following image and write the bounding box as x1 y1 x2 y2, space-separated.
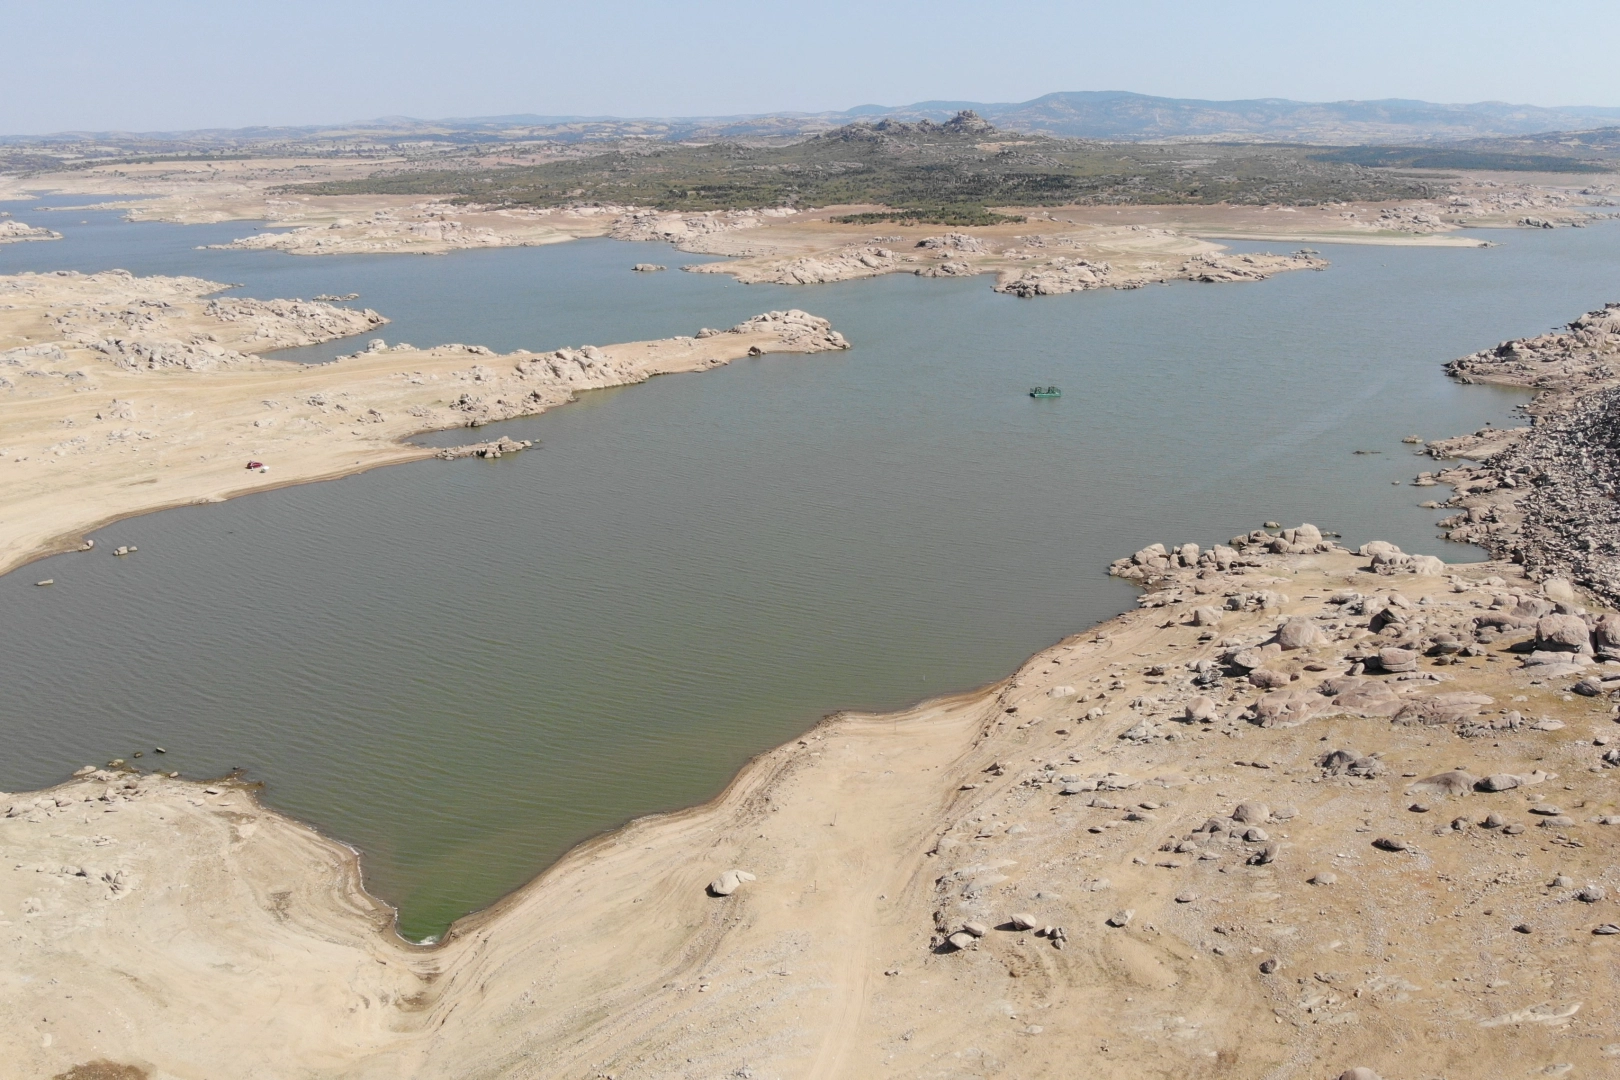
3 205 1615 938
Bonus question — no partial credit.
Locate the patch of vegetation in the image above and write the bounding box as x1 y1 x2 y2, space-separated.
1310 146 1610 173
829 207 1025 226
284 112 1448 213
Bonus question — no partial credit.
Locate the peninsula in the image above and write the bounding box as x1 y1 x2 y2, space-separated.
0 269 848 577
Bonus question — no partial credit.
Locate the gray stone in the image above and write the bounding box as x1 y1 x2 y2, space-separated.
1276 617 1324 650
1185 695 1219 722
1376 647 1420 673
1536 613 1591 652
1010 912 1038 930
1106 909 1134 927
1248 668 1290 689
1476 774 1521 792
1232 802 1270 824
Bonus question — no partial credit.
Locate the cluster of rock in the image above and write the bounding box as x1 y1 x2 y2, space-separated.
608 208 779 246
1429 302 1620 605
915 233 985 253
713 245 900 285
1109 522 1338 587
0 219 61 243
994 258 1114 297
433 436 533 461
0 270 390 373
1179 250 1327 283
912 260 975 278
1101 523 1619 738
438 311 848 428
217 203 597 256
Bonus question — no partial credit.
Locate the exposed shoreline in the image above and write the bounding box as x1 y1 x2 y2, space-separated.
8 306 1620 1078
0 268 849 579
8 524 1618 1078
6 191 1620 1076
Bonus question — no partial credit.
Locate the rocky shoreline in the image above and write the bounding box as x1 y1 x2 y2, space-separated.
0 268 850 577
1419 303 1620 606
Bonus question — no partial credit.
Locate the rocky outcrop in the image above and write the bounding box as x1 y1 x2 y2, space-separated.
1429 302 1620 605
429 310 848 428
434 436 533 460
995 259 1115 297
0 219 61 243
0 270 387 371
609 208 782 247
916 233 985 253
1179 250 1328 283
690 245 901 285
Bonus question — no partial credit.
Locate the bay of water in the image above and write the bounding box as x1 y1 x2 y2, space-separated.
2 201 1613 938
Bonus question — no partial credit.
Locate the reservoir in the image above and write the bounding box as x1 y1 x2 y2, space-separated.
2 206 1613 938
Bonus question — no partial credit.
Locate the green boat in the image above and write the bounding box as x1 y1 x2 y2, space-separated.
1029 386 1061 398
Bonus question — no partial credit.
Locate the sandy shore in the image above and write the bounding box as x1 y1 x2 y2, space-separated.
8 534 1619 1079
0 269 848 578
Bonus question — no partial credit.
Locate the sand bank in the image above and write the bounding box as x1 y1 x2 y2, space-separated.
0 269 848 577
8 534 1620 1079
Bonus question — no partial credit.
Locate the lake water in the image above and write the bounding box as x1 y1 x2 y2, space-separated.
2 200 1613 938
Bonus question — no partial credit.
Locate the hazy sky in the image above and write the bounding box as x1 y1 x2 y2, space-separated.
6 0 1620 134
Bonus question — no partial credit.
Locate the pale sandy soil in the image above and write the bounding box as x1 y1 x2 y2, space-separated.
0 269 848 578
8 541 1620 1080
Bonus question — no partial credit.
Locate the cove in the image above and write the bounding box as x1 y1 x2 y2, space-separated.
3 213 1617 938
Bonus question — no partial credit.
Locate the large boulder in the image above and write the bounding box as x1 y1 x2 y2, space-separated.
1536 613 1591 652
1232 802 1270 824
1275 616 1323 650
1593 613 1620 655
1375 647 1420 673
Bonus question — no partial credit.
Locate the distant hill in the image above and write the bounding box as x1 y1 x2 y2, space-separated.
7 92 1620 168
856 92 1620 143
